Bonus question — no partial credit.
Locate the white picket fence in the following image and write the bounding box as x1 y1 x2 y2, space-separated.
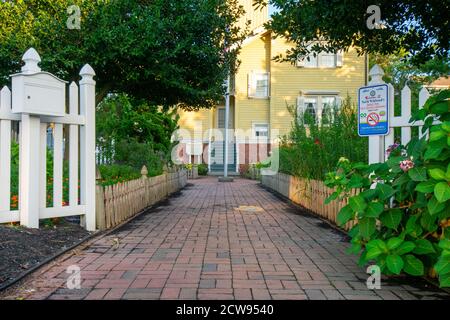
367 64 432 164
0 48 96 230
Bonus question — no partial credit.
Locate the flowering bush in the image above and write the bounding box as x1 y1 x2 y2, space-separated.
324 90 449 287
280 96 368 180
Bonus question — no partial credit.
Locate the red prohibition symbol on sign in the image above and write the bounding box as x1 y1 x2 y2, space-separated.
367 112 379 127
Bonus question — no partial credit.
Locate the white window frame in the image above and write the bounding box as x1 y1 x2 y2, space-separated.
296 43 344 68
248 71 270 99
252 122 269 140
297 95 341 125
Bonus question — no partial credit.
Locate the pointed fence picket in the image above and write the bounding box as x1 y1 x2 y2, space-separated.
95 167 187 230
0 48 96 230
368 65 435 163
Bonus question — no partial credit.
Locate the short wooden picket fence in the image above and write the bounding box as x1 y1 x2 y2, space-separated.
261 173 357 231
96 169 187 230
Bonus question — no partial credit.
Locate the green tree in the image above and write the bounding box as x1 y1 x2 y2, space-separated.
0 0 247 109
96 93 179 168
254 0 449 66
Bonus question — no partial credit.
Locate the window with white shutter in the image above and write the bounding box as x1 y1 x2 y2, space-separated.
248 71 270 98
297 95 342 125
296 45 344 68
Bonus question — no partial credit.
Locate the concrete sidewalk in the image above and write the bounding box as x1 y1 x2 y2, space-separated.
5 177 449 300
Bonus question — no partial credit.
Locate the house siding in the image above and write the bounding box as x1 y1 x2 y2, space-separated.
269 38 367 137
177 1 367 169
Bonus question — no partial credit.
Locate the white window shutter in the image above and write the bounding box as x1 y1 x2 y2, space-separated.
248 72 255 97
335 96 342 108
336 50 344 67
296 96 305 115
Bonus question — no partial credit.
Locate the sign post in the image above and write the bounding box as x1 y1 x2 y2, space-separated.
360 65 391 164
358 84 389 137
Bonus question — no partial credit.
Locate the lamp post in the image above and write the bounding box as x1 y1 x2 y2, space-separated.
219 74 233 182
224 75 230 178
219 28 233 183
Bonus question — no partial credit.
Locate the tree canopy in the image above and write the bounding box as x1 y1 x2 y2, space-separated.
255 0 449 67
0 0 247 109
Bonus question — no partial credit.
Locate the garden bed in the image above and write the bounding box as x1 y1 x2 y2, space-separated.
0 221 91 289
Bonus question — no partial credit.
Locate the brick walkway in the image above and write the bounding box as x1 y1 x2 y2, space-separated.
4 178 449 300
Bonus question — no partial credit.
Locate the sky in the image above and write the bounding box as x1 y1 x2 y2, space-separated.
269 4 278 16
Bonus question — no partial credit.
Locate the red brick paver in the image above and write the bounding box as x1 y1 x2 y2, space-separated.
5 178 449 300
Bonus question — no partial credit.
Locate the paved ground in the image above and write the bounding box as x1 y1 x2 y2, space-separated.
3 178 449 300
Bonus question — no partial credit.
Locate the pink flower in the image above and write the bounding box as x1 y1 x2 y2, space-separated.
386 143 400 158
399 160 414 172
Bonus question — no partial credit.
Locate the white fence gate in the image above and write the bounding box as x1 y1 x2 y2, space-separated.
367 64 433 164
0 48 96 231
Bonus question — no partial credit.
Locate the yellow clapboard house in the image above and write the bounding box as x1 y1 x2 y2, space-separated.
177 1 368 174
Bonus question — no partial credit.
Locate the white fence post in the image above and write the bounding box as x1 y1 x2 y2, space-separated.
367 65 433 165
79 64 96 231
368 65 390 164
18 50 42 228
69 82 79 207
419 87 431 139
0 48 97 229
0 87 12 212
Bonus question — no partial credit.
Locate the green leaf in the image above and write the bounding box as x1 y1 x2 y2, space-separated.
442 121 450 132
387 237 403 250
415 180 436 193
424 145 443 160
430 101 450 115
386 254 404 275
358 217 376 238
336 205 354 226
403 255 424 276
435 258 450 275
413 239 436 255
420 211 438 232
408 167 427 182
349 195 367 213
380 209 402 229
393 174 410 187
325 191 339 205
366 246 383 259
365 201 384 218
427 196 446 215
434 182 450 203
395 241 416 255
387 156 403 170
439 273 450 288
429 168 446 181
366 239 387 252
348 224 359 237
429 130 447 141
439 239 450 251
376 183 395 201
406 215 422 237
360 189 378 201
348 174 364 188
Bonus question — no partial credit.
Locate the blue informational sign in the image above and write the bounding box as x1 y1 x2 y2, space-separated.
358 84 389 136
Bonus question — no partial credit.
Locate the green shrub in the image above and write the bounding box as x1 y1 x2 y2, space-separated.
114 139 164 177
325 90 450 287
197 163 208 176
96 93 178 173
280 96 368 180
10 141 73 209
98 164 141 186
